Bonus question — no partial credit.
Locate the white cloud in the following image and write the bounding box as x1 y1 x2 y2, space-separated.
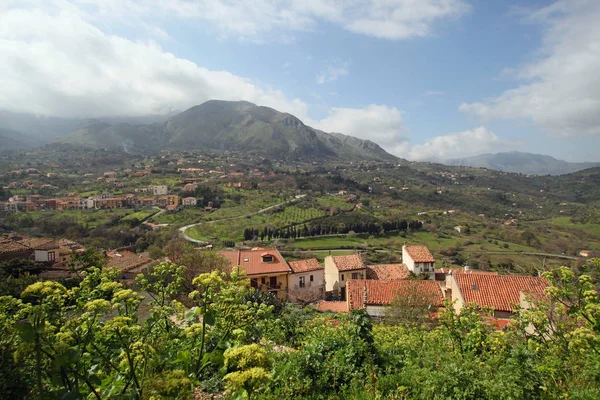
460 0 600 137
316 59 349 84
11 0 469 42
312 104 408 151
400 126 519 161
0 8 309 118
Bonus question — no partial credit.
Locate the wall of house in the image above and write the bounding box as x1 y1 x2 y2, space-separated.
447 274 465 313
250 273 289 300
289 269 325 290
365 305 389 318
402 246 415 272
324 256 339 294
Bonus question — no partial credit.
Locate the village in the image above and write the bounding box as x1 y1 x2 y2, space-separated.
0 230 546 327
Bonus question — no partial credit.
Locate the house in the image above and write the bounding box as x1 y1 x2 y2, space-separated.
288 258 325 303
446 273 547 319
183 183 197 192
402 245 435 279
324 254 366 300
580 250 591 258
20 238 60 264
106 250 156 280
150 185 168 196
347 280 444 318
0 235 34 262
182 197 197 206
366 264 410 280
219 248 291 299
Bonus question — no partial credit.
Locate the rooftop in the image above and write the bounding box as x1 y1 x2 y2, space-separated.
404 245 436 263
367 264 410 280
330 254 365 271
315 301 348 313
106 250 155 272
219 247 291 276
288 258 323 274
455 274 547 312
348 279 444 311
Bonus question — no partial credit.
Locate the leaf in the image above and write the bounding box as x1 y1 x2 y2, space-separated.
204 311 216 326
15 321 35 343
61 391 82 400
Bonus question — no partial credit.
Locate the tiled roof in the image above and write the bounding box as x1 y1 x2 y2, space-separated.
331 254 365 271
315 301 348 313
106 251 155 272
219 247 291 276
404 245 435 263
455 274 547 312
20 237 59 250
367 264 409 280
289 258 323 273
0 236 32 254
348 280 444 311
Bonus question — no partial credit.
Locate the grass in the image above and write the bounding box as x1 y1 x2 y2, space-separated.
121 209 156 222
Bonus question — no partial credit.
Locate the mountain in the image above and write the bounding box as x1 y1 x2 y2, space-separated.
53 100 397 161
442 151 600 175
0 128 39 153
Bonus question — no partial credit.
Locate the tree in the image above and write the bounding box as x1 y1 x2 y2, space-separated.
67 247 106 272
384 284 438 327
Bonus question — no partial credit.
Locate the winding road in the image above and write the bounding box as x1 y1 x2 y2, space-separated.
179 196 304 244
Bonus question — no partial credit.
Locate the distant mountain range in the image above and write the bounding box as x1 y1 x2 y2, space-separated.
440 151 600 175
49 100 396 161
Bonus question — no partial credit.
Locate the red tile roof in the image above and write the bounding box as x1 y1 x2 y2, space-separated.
367 264 409 280
0 235 32 254
330 254 365 271
455 274 547 312
348 280 444 311
288 258 323 274
315 301 348 313
219 248 291 276
106 250 155 272
404 245 436 263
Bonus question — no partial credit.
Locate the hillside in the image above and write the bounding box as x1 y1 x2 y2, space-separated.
53 100 397 161
0 128 38 153
443 151 600 175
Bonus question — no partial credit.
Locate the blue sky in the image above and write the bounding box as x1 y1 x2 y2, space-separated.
2 0 599 161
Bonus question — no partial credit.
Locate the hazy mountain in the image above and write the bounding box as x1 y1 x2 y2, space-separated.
53 100 397 161
442 151 600 175
0 128 39 153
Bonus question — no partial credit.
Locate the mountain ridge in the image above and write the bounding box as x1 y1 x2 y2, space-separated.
441 151 600 175
52 100 398 161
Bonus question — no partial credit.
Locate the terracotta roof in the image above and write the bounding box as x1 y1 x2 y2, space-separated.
219 248 291 276
0 236 32 254
288 258 323 274
315 301 348 313
106 251 155 272
19 237 59 250
330 254 365 271
367 264 410 280
348 279 444 311
404 245 435 263
455 274 547 312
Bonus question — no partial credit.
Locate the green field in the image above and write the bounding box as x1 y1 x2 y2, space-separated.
120 209 156 222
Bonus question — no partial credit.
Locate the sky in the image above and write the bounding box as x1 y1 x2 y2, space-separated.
1 0 600 162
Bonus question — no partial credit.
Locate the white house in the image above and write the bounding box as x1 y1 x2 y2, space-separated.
324 254 366 300
182 197 197 206
150 185 168 196
288 258 325 303
402 245 435 279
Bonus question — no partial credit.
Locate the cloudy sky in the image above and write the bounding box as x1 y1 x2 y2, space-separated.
1 0 599 161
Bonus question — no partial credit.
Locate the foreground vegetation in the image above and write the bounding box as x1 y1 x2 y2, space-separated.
1 257 600 399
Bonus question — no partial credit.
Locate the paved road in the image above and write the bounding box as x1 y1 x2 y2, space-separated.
179 197 303 244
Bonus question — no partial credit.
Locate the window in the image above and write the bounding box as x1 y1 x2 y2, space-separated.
250 278 258 288
243 258 249 262
309 275 314 282
262 255 274 262
299 276 305 288
261 277 266 284
341 274 344 281
269 276 278 289
351 272 359 279
48 251 55 262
